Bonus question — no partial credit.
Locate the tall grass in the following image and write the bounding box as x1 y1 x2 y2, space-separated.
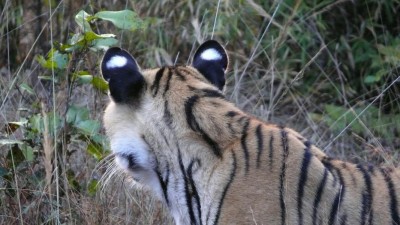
1 0 399 224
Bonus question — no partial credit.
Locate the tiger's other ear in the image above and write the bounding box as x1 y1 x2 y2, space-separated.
192 40 228 90
101 47 144 103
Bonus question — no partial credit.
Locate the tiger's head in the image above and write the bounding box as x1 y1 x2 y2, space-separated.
101 40 238 203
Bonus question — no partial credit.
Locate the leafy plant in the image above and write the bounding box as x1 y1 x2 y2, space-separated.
364 40 400 84
311 104 400 142
1 8 147 220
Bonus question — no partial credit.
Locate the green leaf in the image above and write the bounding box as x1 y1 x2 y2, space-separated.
95 10 146 31
36 55 51 69
46 113 63 135
92 76 109 93
75 10 93 32
83 31 101 42
51 50 69 69
364 75 378 84
87 179 99 196
79 31 117 50
87 142 104 161
322 103 400 140
20 144 34 161
67 169 81 192
68 33 85 50
29 114 42 133
66 105 90 124
19 83 35 95
0 167 8 177
77 75 93 84
7 144 25 167
28 113 62 135
72 71 93 84
36 49 69 70
377 44 400 59
91 37 118 50
90 134 109 148
75 120 100 136
83 31 116 42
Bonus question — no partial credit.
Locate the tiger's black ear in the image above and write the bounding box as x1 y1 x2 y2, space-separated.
192 40 228 90
101 47 144 103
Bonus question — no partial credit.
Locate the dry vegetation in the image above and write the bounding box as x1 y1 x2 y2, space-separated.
1 0 399 224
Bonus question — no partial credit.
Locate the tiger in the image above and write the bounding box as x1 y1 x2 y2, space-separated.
100 40 400 225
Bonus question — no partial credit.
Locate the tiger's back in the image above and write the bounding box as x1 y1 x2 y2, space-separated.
218 121 400 224
101 40 400 225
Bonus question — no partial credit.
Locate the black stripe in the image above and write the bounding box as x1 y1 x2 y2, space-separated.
341 162 357 186
184 95 222 158
186 86 225 100
177 147 197 225
225 111 238 117
324 157 338 187
164 163 170 203
330 188 342 225
256 124 264 168
158 125 171 147
340 214 347 225
368 165 375 174
164 100 173 128
188 159 202 225
213 150 237 225
175 69 186 80
279 128 289 225
241 119 250 173
380 168 400 225
357 164 373 225
295 135 306 142
225 112 237 135
162 68 173 97
269 131 274 171
200 132 222 158
122 153 140 170
368 167 375 225
155 163 170 206
142 136 170 205
151 67 166 96
323 160 345 225
297 142 312 225
200 88 225 99
185 95 201 131
312 168 328 225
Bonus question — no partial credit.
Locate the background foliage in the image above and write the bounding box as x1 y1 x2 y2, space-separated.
0 0 399 224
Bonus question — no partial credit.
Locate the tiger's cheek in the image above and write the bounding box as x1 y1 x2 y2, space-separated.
103 103 154 172
115 155 130 170
110 134 152 170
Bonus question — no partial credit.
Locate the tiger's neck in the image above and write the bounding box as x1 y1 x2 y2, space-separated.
164 142 238 225
162 108 261 225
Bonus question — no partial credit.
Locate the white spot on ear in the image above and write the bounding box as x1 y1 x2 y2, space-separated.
200 48 222 61
106 55 128 69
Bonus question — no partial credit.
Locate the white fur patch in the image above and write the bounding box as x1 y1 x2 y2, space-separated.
200 49 222 61
106 55 128 69
110 134 150 170
115 156 129 170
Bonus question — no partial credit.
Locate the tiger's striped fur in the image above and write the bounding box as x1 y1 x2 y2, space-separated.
101 40 400 225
